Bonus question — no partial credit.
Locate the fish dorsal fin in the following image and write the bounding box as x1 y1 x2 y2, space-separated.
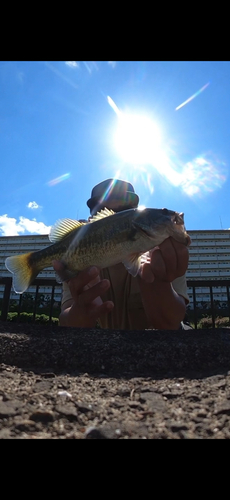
49 218 85 243
122 253 142 277
89 208 115 223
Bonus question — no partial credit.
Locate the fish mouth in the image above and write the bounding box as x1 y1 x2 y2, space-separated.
133 210 191 246
172 212 191 246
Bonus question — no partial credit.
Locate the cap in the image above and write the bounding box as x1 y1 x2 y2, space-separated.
87 178 139 214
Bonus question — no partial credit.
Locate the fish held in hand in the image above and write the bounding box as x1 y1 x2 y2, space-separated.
5 207 191 293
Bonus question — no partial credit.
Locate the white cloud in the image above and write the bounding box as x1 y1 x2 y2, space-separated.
27 201 40 209
0 215 51 236
17 71 25 84
108 61 116 68
65 61 79 68
82 62 99 74
45 62 79 90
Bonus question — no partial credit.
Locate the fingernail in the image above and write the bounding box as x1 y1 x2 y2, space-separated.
101 279 109 289
89 266 98 277
148 276 155 283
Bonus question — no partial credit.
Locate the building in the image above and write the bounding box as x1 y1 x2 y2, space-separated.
1 229 230 308
187 229 230 308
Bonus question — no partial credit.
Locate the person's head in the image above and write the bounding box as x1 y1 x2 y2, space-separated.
87 178 139 216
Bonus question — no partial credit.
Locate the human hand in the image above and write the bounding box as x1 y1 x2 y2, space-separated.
139 237 189 284
52 261 114 327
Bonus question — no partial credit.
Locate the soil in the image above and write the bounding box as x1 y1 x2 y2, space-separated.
1 321 230 439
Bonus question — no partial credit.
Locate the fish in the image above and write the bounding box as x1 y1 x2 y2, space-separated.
5 207 191 294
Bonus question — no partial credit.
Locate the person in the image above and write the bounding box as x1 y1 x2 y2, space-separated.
53 179 190 330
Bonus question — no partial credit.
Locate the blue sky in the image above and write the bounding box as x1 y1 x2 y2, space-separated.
0 60 229 236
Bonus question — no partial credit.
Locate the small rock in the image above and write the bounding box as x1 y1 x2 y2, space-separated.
75 402 92 413
139 392 166 411
55 404 78 420
30 410 54 422
57 390 72 399
215 403 230 416
15 420 38 431
186 394 201 402
162 391 181 399
84 427 108 439
0 428 12 439
0 400 20 418
170 422 189 432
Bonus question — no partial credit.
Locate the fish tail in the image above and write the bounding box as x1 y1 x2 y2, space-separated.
5 253 39 294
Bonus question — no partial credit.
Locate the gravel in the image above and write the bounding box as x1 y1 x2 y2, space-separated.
1 321 230 439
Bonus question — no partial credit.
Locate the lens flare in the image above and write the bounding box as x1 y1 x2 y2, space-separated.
47 173 70 186
107 96 121 116
175 82 210 111
98 178 118 205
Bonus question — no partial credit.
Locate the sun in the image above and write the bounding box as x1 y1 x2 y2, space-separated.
113 113 162 165
107 96 227 198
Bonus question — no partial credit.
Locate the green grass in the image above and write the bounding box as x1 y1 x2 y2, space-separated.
7 311 59 325
196 316 230 329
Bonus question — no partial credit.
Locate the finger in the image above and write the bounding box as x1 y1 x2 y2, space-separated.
150 248 168 279
169 238 189 276
158 238 177 276
155 238 189 281
76 279 111 306
52 259 79 282
89 300 114 320
65 266 100 296
139 262 155 283
52 260 63 271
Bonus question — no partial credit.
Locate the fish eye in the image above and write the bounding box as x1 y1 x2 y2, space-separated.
173 213 184 225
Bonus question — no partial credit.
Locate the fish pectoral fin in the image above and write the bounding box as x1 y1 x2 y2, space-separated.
89 208 115 223
55 268 77 284
122 254 142 277
49 218 85 243
55 272 63 284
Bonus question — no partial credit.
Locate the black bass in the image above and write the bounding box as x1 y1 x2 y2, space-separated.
5 207 191 294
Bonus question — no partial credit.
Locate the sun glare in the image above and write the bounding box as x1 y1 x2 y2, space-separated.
114 113 162 165
107 96 227 198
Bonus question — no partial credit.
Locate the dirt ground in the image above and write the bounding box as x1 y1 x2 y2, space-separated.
1 321 230 439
